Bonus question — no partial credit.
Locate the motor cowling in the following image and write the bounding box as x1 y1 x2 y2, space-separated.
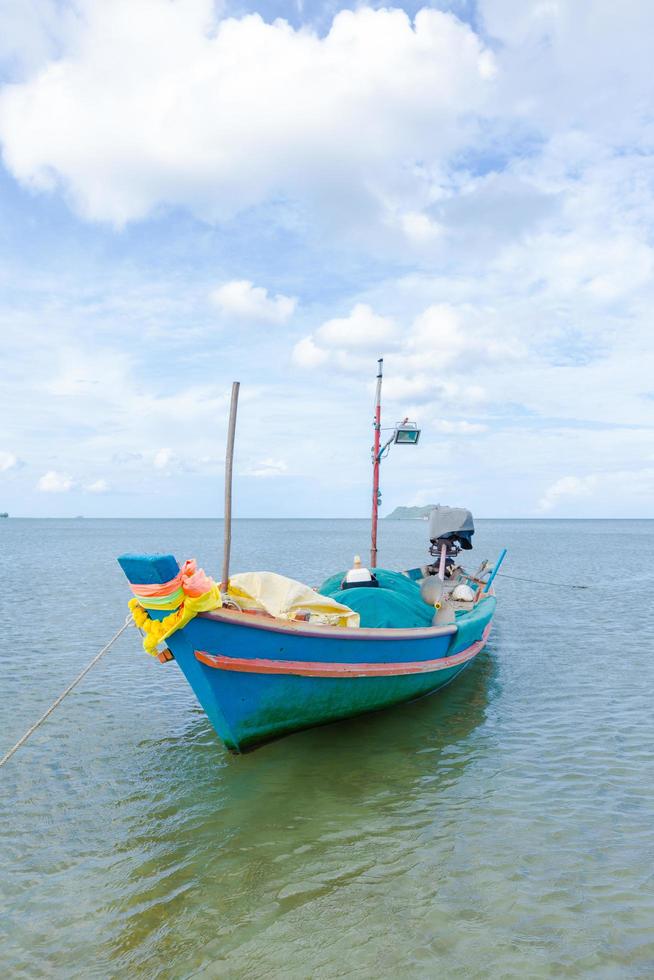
427 505 474 577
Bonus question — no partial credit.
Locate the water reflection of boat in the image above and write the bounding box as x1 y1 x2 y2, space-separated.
111 650 498 975
118 362 505 753
149 638 498 761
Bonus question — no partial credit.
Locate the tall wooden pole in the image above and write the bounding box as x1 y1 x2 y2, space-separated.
370 358 383 569
221 381 240 592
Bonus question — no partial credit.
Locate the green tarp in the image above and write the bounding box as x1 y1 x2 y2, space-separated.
319 568 435 629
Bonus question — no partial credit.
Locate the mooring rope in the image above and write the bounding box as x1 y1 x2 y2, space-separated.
460 565 589 591
0 615 134 770
496 572 589 590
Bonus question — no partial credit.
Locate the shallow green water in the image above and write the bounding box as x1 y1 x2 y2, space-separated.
1 519 653 977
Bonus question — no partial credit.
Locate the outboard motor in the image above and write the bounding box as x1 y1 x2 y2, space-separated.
428 505 474 578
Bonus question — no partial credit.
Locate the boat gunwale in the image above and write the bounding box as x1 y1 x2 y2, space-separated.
197 606 461 640
194 625 491 676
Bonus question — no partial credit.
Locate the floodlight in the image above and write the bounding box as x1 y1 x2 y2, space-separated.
393 422 421 445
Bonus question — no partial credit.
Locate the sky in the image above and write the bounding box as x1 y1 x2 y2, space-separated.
0 0 653 518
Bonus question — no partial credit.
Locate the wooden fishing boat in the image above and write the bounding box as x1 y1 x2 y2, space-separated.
118 361 505 752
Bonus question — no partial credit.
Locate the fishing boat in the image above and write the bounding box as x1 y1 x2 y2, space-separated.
118 361 505 752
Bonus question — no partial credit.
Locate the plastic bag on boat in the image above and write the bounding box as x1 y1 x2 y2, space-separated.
227 571 359 628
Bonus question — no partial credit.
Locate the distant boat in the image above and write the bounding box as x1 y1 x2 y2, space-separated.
0 512 8 518
118 361 505 752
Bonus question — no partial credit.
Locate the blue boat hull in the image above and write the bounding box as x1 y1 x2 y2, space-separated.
162 599 495 751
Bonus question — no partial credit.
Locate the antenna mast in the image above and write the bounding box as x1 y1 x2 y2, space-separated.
370 358 383 568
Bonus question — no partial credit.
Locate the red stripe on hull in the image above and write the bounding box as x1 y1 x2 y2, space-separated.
195 625 491 677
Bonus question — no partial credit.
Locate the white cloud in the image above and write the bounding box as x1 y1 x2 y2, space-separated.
0 451 18 471
84 478 109 493
0 3 495 227
242 457 288 478
407 304 520 370
295 300 518 396
0 0 71 76
480 0 654 144
431 420 488 434
381 375 487 407
317 304 398 349
494 230 654 305
38 470 74 492
400 211 443 244
292 303 398 370
537 475 598 512
153 447 177 471
292 336 329 369
210 280 297 324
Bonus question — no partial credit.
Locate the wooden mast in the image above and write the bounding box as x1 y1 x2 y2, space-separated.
221 381 240 592
370 358 383 569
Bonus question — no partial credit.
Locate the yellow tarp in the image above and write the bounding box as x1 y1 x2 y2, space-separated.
227 571 359 628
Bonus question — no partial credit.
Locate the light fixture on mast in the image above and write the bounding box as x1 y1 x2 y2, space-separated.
393 420 421 445
369 361 421 569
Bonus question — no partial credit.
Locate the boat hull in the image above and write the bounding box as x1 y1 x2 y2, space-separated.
163 599 495 751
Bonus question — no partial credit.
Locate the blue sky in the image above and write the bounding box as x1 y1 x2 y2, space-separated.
1 0 653 517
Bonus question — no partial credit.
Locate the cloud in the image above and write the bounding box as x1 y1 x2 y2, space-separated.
153 447 177 471
537 475 598 512
295 301 518 397
38 470 74 492
292 336 329 369
84 478 109 493
316 304 398 349
0 451 19 471
400 211 443 244
479 0 654 144
292 302 398 367
112 451 143 464
0 3 495 227
407 303 521 369
241 457 288 478
431 419 488 434
210 280 297 324
0 0 71 76
494 229 654 305
382 375 487 407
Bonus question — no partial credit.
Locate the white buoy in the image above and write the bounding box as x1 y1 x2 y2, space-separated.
452 583 476 602
420 576 444 606
344 555 375 586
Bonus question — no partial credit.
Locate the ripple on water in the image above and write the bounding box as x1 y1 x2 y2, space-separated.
1 518 654 978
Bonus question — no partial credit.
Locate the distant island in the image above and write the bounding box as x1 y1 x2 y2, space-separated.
0 512 8 518
385 505 436 520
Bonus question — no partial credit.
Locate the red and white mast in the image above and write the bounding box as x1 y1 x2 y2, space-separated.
370 358 383 568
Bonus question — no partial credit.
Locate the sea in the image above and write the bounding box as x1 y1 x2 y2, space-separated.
1 518 653 978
